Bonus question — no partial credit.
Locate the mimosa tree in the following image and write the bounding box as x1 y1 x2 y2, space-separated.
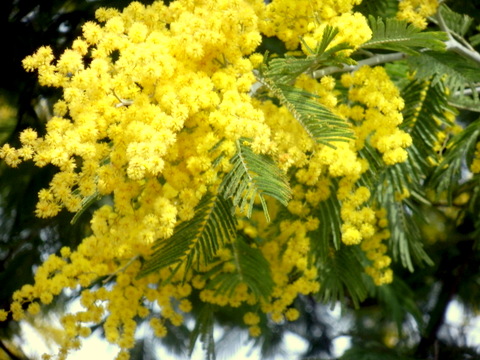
1 0 480 359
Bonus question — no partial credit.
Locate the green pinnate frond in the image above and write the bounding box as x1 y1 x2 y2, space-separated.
401 80 455 174
204 236 274 300
362 16 447 54
316 246 368 308
310 189 343 260
438 4 474 38
448 92 480 113
263 26 355 84
428 119 480 202
138 193 236 279
379 186 432 271
360 148 432 270
257 77 354 147
189 303 216 360
220 139 292 222
360 139 433 269
408 51 480 95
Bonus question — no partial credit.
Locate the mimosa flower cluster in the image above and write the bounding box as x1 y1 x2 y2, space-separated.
259 0 362 49
0 0 414 359
397 0 439 29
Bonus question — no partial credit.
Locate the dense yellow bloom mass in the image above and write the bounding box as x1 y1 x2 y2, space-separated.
260 0 362 49
0 0 416 358
397 0 439 29
302 12 372 55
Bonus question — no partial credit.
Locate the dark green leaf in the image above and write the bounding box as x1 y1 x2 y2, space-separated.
362 17 447 54
138 193 236 279
189 303 216 360
204 236 274 300
220 139 292 222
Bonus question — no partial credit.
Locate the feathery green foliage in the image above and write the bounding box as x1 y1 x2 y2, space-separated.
138 194 236 279
316 246 368 308
362 16 447 54
257 78 354 147
448 92 480 112
401 80 455 174
189 304 216 360
261 26 355 85
438 4 474 38
311 187 342 257
2 1 480 360
220 138 291 222
408 50 480 95
203 236 274 300
359 139 432 270
378 182 432 271
428 119 480 203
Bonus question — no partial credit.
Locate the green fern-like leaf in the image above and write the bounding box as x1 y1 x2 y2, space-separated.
310 187 343 261
189 303 216 360
448 92 480 113
138 193 236 279
203 236 274 300
380 186 432 271
264 26 355 84
359 144 433 269
316 246 368 308
470 32 480 47
359 150 432 270
428 119 480 203
219 139 292 222
408 51 480 95
362 16 447 54
438 4 474 38
401 80 456 175
257 78 354 147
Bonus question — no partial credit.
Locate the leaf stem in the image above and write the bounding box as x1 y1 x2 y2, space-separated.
435 9 480 65
103 255 140 284
313 52 407 78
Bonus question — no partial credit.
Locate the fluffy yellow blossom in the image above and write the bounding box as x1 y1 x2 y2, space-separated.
0 0 415 357
259 0 362 49
302 12 372 56
248 325 262 337
340 66 411 165
471 142 480 173
397 0 439 29
243 312 261 325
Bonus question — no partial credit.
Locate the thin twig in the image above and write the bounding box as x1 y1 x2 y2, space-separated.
435 9 480 65
103 255 140 284
313 52 407 78
313 7 480 79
